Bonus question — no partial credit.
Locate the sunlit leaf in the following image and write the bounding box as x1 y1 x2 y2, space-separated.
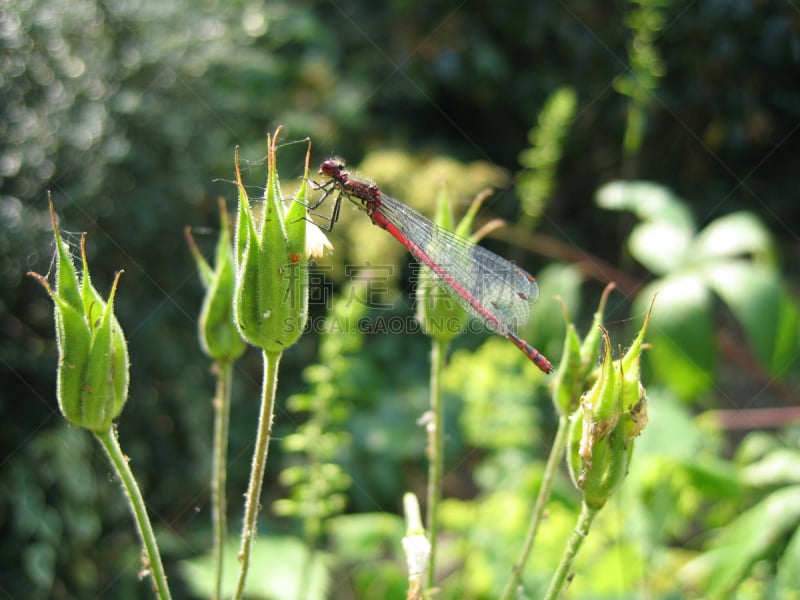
596 181 695 274
633 390 702 462
629 220 693 274
180 536 330 599
776 523 800 594
739 448 800 487
326 513 405 562
735 431 784 464
633 277 715 399
572 541 644 597
690 211 776 266
596 181 694 229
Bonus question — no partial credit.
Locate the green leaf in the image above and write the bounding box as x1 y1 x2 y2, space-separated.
22 543 56 590
739 448 800 487
675 458 741 499
776 522 800 593
679 486 800 597
596 180 694 228
446 339 542 449
703 260 799 377
633 277 715 399
596 180 695 274
180 536 330 599
689 211 776 266
633 388 701 462
570 541 645 597
521 262 582 357
326 513 405 563
629 220 693 274
735 430 784 465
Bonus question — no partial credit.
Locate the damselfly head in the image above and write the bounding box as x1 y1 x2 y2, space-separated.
319 158 346 178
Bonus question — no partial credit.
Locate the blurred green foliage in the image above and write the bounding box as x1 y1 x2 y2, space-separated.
517 86 578 227
598 181 799 396
3 0 800 598
181 536 331 599
616 0 668 160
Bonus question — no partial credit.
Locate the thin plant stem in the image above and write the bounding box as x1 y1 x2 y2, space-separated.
211 359 234 600
95 427 172 600
425 337 448 593
543 502 598 600
233 350 282 600
500 414 571 599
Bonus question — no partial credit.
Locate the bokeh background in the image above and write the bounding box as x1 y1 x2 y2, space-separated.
2 1 799 598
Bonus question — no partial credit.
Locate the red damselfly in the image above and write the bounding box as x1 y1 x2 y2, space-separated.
310 158 553 374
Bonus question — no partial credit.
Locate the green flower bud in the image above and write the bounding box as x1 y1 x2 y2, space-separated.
579 282 616 366
552 321 583 415
233 130 310 352
553 283 617 416
416 186 469 341
29 201 130 433
186 198 246 362
567 296 655 509
567 331 623 509
619 296 654 441
402 492 430 598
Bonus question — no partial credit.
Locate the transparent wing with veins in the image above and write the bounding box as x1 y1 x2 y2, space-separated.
369 189 539 334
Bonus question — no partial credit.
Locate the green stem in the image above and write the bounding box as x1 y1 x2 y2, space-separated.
95 427 172 600
500 414 571 599
543 502 598 600
233 350 282 600
425 338 448 592
211 359 234 600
